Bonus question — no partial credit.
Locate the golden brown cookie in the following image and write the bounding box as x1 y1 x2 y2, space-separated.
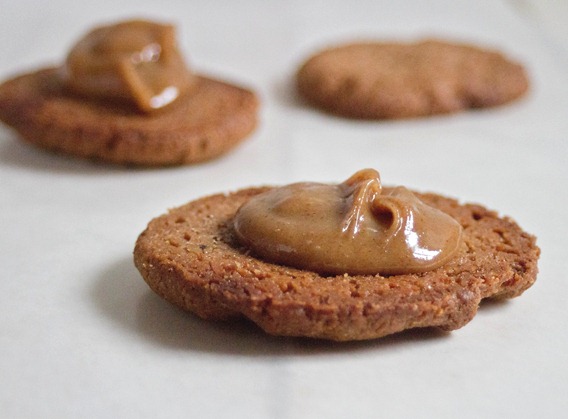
296 39 529 119
0 68 258 165
133 187 539 341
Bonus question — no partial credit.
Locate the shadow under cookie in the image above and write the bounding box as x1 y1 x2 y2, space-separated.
93 256 450 355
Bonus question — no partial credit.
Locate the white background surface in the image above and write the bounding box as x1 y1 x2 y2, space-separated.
1 1 567 418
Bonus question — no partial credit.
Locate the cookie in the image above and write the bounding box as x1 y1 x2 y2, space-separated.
0 19 259 166
0 68 258 165
133 187 539 341
296 39 529 119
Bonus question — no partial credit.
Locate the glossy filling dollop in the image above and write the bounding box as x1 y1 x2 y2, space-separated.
63 19 193 112
233 169 463 275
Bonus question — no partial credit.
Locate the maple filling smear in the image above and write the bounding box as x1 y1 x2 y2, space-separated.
63 19 193 112
233 169 463 275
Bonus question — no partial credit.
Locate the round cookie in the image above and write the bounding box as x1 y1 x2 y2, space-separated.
296 39 529 119
133 187 539 341
0 68 258 165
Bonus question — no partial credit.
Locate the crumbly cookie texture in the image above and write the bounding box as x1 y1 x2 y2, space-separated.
0 68 258 165
134 187 539 341
296 39 529 119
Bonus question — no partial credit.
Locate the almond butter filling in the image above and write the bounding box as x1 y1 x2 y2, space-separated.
63 19 193 112
233 169 463 275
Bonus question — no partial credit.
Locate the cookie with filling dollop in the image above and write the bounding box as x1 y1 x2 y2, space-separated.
0 19 259 165
134 169 539 341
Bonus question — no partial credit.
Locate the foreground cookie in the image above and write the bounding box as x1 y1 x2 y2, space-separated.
0 20 258 165
296 39 529 119
134 170 539 341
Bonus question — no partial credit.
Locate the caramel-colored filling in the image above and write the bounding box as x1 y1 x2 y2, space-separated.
233 169 463 275
63 19 193 112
